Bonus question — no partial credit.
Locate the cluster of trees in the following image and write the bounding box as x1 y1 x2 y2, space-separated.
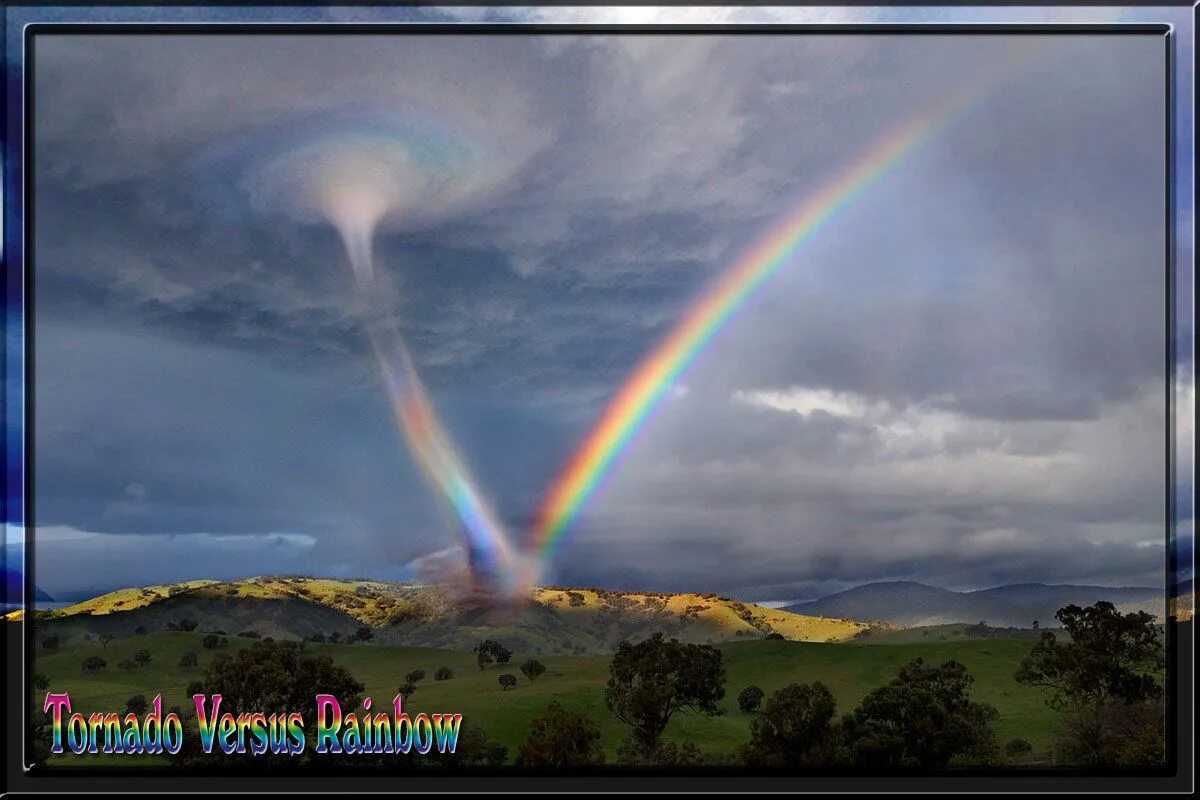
535 633 1000 768
163 639 510 769
117 648 153 673
513 602 1166 769
736 659 1000 768
302 626 375 645
470 641 545 692
473 639 512 670
1013 601 1164 766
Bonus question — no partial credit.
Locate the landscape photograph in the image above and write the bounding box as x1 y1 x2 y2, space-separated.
6 17 1191 778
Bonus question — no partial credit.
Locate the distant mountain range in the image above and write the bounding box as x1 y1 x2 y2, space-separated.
783 581 1165 628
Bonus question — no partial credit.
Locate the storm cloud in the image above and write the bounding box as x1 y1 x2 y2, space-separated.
17 11 1187 601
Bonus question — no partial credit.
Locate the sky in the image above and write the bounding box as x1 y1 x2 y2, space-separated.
5 6 1194 603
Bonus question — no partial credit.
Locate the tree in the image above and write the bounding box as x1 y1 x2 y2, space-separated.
434 666 454 681
178 650 198 669
1014 603 1167 768
515 701 605 767
118 658 138 673
604 633 725 760
98 634 114 649
473 639 511 670
842 658 998 768
81 656 107 673
34 674 50 692
499 674 518 691
125 694 148 716
168 639 363 766
520 658 546 682
397 681 416 699
40 634 60 651
1014 602 1163 710
202 634 222 650
738 685 765 713
404 669 426 684
133 648 152 666
177 618 198 632
741 682 840 767
305 632 326 644
353 625 374 643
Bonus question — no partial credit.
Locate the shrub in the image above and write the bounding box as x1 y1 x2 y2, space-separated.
1005 738 1033 759
434 666 454 681
81 656 107 673
498 674 518 691
118 658 138 673
133 648 152 666
738 685 765 713
404 669 426 684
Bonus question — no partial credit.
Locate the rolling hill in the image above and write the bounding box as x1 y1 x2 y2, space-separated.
15 576 868 655
783 580 1164 627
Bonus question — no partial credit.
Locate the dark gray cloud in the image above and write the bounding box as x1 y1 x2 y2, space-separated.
23 25 1180 599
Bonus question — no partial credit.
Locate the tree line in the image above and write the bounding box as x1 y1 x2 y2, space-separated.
33 600 1165 769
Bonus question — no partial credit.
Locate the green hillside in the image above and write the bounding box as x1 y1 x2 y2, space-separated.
32 630 1060 766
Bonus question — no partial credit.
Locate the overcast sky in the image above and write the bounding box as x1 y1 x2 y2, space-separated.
9 7 1193 602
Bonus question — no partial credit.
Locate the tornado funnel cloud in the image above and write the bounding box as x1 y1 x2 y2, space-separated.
321 183 526 601
232 120 535 599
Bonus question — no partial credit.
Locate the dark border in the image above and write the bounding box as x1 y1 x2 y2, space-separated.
8 18 1192 794
0 0 1196 7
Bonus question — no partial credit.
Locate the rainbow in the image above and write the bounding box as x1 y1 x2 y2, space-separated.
527 58 1030 562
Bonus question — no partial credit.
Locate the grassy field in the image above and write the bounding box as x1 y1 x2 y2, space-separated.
32 630 1060 765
